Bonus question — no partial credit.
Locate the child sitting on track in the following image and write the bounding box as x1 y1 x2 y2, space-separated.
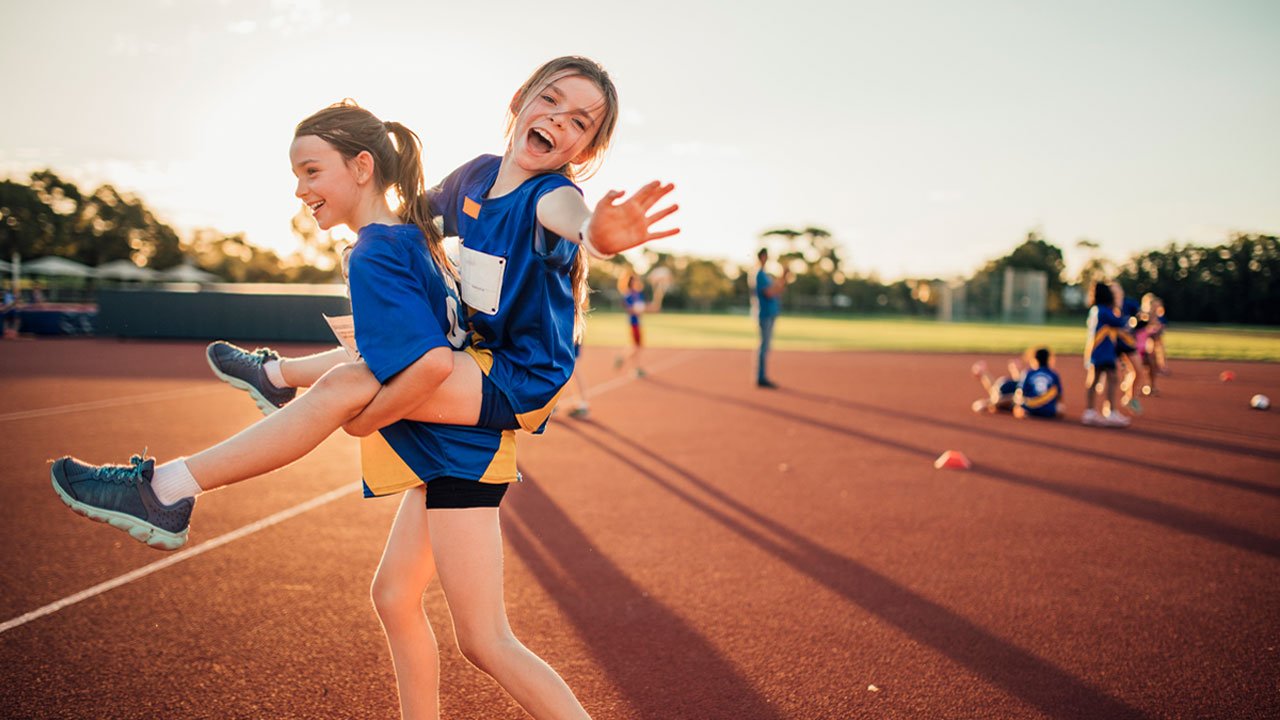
971 358 1022 414
971 347 1064 419
1013 346 1065 419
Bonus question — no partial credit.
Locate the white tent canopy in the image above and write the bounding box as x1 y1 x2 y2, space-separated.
94 259 161 281
22 256 95 278
159 263 219 282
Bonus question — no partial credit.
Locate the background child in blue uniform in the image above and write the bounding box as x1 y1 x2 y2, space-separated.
614 271 647 377
1082 281 1129 428
1112 283 1145 415
1014 347 1066 419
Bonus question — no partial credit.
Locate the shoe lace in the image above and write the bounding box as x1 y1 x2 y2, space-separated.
97 453 148 484
251 348 277 363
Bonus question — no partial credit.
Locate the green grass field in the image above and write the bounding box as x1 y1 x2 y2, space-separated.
582 311 1280 362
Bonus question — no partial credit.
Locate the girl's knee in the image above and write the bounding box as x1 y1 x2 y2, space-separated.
370 575 424 618
455 629 520 674
315 362 379 413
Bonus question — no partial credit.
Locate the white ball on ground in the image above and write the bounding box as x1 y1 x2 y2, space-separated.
1251 394 1270 410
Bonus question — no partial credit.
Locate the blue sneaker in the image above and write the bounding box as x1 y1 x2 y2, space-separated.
51 455 193 551
206 341 297 416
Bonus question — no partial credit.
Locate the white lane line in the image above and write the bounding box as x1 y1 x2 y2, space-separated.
0 484 352 635
0 385 226 423
585 351 699 398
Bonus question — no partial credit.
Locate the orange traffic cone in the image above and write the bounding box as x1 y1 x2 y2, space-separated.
934 450 972 470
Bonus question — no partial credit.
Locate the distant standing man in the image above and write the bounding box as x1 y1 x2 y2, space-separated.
754 248 789 389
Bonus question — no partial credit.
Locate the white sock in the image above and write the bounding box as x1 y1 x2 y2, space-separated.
263 359 288 389
152 459 205 506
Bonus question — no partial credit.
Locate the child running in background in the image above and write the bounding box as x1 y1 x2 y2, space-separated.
1152 296 1170 375
1135 292 1164 396
1112 283 1145 415
564 342 592 418
54 55 677 719
613 270 646 377
1082 281 1129 428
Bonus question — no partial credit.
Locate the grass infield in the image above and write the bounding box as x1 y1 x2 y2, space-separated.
582 311 1280 361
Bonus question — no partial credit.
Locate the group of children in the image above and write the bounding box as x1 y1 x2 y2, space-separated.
50 56 677 720
971 281 1168 428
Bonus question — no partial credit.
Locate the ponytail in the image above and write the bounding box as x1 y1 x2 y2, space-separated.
570 250 590 343
384 121 454 280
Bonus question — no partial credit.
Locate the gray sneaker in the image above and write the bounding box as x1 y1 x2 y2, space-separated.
206 341 297 416
51 455 193 551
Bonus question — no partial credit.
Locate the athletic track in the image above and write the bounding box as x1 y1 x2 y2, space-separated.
1 339 1277 719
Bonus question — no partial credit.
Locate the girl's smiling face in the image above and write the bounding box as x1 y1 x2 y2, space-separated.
290 135 361 230
509 73 607 174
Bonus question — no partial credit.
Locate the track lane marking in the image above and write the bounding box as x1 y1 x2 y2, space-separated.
0 484 351 635
0 385 225 423
583 350 699 398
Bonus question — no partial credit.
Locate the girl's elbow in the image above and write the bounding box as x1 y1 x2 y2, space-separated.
426 347 454 383
343 417 377 437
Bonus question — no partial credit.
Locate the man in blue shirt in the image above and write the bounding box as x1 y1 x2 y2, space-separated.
754 248 789 389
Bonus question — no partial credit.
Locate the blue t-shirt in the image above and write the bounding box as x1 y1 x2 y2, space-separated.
346 223 516 494
1017 366 1063 418
1116 297 1140 353
1086 305 1124 366
429 154 580 433
624 291 644 326
756 269 779 319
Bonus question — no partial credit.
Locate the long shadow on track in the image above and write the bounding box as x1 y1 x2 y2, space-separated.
646 378 1280 561
776 387 1280 497
504 471 786 720
559 420 1149 720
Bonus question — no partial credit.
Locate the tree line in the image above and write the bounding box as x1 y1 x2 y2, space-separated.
0 170 340 283
2 170 1275 324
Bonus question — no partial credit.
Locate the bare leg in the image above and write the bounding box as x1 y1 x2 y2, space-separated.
569 371 588 405
280 347 350 388
1119 354 1137 405
372 487 441 720
186 362 379 490
1103 369 1119 415
1084 366 1098 412
431 509 590 720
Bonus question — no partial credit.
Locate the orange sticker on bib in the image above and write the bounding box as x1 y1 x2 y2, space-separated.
463 196 481 219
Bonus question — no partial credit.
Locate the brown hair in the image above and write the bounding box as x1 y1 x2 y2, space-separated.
505 57 621 343
295 100 453 278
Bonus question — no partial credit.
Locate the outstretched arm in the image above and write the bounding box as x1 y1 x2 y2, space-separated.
537 181 680 258
341 347 455 437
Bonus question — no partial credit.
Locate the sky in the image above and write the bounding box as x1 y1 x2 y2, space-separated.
2 0 1278 280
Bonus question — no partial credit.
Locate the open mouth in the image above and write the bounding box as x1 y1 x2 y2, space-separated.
528 127 554 154
307 200 326 215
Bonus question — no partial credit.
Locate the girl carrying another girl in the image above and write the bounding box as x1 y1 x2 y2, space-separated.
53 56 676 719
